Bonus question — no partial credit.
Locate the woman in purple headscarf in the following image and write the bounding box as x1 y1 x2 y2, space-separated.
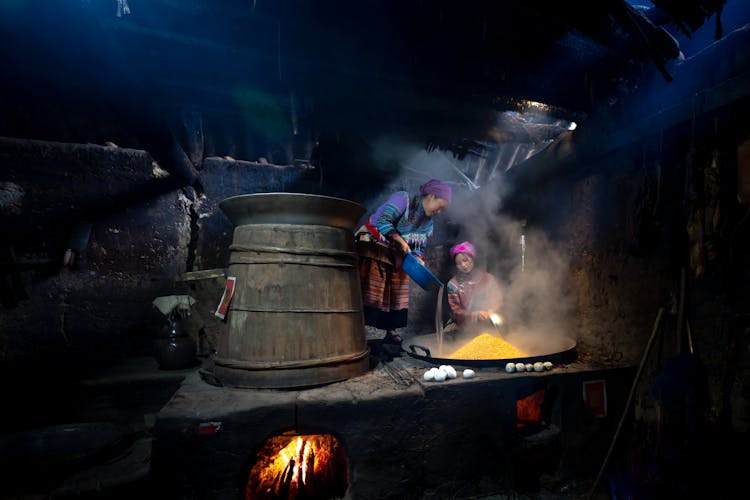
356 179 452 345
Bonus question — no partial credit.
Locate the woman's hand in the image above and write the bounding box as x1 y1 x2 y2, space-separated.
476 310 490 322
392 234 411 255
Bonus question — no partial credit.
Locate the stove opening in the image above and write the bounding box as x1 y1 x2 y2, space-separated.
245 431 348 500
517 389 546 427
515 384 560 437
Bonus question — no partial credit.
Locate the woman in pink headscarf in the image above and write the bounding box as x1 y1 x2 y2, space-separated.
446 241 504 331
356 179 452 345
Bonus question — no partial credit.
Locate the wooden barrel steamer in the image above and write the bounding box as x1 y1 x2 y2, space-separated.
213 193 369 389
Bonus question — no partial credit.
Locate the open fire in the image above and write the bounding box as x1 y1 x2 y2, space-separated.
245 432 348 500
516 389 546 428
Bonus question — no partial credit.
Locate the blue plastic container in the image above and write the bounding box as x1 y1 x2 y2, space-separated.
402 253 443 290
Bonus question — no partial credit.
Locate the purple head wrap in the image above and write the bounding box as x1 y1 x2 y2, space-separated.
450 241 476 260
419 179 452 204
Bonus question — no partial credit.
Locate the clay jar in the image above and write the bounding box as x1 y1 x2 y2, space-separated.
155 316 197 370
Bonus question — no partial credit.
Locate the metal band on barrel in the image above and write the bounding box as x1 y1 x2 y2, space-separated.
215 349 370 370
229 306 362 313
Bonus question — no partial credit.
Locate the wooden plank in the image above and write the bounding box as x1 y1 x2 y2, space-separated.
178 268 226 282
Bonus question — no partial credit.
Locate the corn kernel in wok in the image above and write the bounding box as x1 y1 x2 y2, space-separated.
449 333 528 360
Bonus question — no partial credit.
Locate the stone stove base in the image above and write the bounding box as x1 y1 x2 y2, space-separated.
151 354 633 499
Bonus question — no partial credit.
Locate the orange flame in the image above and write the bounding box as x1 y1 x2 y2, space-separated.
516 389 545 427
246 433 347 500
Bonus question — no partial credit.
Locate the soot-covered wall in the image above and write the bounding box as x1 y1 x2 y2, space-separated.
0 137 321 371
510 118 750 486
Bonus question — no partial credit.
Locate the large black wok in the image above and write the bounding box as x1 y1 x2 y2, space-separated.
406 329 577 368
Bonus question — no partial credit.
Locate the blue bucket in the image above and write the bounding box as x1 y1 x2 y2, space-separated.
402 253 443 290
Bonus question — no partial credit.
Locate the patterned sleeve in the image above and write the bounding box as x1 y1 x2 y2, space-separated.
447 277 471 326
373 191 409 238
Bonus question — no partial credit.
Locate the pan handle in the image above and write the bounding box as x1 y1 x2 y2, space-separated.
408 344 432 358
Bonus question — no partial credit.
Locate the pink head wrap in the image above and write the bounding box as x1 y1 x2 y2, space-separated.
419 179 452 204
450 241 476 260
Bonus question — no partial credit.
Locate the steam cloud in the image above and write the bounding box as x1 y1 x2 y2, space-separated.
367 134 575 347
